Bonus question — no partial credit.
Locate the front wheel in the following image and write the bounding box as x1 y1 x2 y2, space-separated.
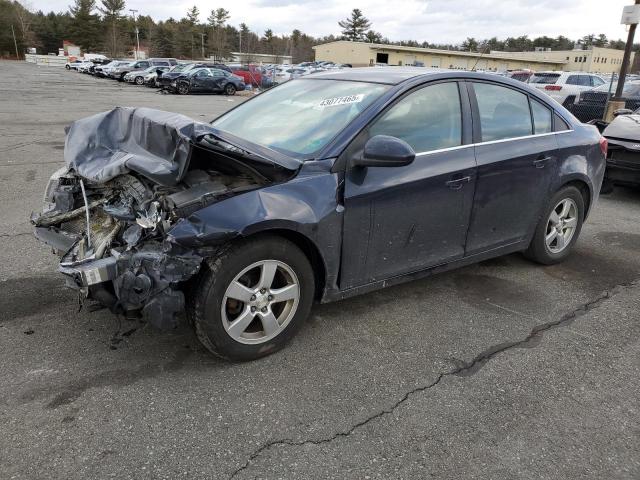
135 76 144 85
224 83 237 95
177 82 190 95
524 185 585 265
189 236 315 361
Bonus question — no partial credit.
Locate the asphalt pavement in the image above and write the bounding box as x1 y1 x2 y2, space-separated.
0 60 639 479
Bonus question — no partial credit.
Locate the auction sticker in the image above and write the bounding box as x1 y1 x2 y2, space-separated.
318 94 365 108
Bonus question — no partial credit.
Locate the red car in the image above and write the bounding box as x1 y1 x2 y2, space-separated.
230 65 263 86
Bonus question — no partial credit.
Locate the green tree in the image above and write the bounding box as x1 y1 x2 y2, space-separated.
460 37 478 52
207 8 230 60
98 0 125 57
338 8 371 41
68 0 101 52
263 28 273 53
365 30 382 43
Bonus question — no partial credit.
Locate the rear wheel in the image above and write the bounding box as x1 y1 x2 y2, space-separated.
177 81 190 95
562 95 576 107
224 83 237 95
189 236 315 361
524 185 584 265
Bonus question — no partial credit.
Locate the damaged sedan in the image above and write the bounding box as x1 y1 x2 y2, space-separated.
33 69 606 361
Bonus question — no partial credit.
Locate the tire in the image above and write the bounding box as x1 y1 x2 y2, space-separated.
135 76 144 85
224 83 236 95
524 185 585 265
189 235 315 361
562 95 576 107
177 82 190 95
118 73 126 82
65 65 70 70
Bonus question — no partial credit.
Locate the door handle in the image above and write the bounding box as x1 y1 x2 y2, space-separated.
533 156 552 169
446 176 472 190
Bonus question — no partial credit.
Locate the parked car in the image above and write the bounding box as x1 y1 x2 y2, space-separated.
65 59 84 70
110 59 172 81
124 66 170 85
32 69 606 361
567 81 640 123
230 64 263 86
599 108 640 190
173 67 245 95
157 63 230 89
143 66 172 87
529 71 606 106
95 60 129 78
507 70 534 82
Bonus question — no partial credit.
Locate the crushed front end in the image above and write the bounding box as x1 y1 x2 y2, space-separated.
32 168 207 328
31 107 292 329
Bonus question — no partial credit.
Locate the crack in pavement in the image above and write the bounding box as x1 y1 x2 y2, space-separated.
0 232 32 238
228 279 639 479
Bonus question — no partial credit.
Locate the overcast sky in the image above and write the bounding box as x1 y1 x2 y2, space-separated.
26 0 633 44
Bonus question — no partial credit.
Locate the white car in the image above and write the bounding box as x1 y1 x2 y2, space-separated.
529 71 605 106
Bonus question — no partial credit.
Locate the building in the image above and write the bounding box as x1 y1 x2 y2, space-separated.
489 46 631 74
313 41 633 74
228 52 293 65
313 40 565 71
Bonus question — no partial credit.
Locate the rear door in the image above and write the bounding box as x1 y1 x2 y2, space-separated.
341 81 477 288
465 81 559 255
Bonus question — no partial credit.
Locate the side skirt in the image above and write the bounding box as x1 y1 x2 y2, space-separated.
321 240 529 303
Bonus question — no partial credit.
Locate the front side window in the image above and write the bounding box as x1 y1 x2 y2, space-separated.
474 83 532 141
213 79 389 157
591 76 605 87
368 82 462 153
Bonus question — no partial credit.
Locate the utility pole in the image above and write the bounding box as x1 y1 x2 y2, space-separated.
129 9 140 60
605 0 640 121
11 24 20 59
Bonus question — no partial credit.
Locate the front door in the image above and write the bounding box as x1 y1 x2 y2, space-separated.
341 81 477 289
465 81 558 255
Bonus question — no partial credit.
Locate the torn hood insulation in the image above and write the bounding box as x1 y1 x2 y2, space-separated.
64 106 300 187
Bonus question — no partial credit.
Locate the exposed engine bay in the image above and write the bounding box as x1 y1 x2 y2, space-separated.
31 107 297 329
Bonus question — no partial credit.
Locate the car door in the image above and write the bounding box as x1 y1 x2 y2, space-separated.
210 69 228 91
464 81 559 255
190 70 210 91
340 81 477 288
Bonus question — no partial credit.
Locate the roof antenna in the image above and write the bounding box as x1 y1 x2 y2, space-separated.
471 43 490 72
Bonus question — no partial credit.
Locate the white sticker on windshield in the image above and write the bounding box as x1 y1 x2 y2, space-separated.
318 94 365 108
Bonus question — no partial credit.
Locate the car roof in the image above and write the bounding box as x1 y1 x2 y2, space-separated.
305 67 531 86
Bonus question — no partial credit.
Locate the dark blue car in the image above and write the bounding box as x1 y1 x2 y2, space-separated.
33 68 607 361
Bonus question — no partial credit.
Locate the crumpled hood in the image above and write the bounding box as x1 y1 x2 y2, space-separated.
64 107 300 187
603 114 640 144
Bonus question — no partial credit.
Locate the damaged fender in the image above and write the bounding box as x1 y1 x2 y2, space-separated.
168 159 344 299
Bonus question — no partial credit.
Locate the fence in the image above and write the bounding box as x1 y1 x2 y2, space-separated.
24 54 68 67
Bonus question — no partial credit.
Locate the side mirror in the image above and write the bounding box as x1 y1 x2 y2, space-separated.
352 135 416 168
613 108 633 117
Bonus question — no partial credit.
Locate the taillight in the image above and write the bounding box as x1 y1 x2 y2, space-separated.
545 85 562 91
599 136 608 157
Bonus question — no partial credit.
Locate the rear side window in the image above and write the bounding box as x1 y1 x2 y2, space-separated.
473 83 532 141
369 82 462 153
554 113 570 131
566 75 591 86
530 73 560 84
530 98 552 134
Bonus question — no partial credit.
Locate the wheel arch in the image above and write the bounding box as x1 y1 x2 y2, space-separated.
558 177 592 218
238 228 327 302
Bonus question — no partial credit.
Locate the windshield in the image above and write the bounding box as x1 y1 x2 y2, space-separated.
212 79 389 157
530 73 560 84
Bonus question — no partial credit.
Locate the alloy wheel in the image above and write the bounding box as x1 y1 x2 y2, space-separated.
221 260 300 345
225 84 236 95
177 83 189 94
545 198 578 254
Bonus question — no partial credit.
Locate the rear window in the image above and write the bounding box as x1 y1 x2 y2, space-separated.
530 73 560 84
